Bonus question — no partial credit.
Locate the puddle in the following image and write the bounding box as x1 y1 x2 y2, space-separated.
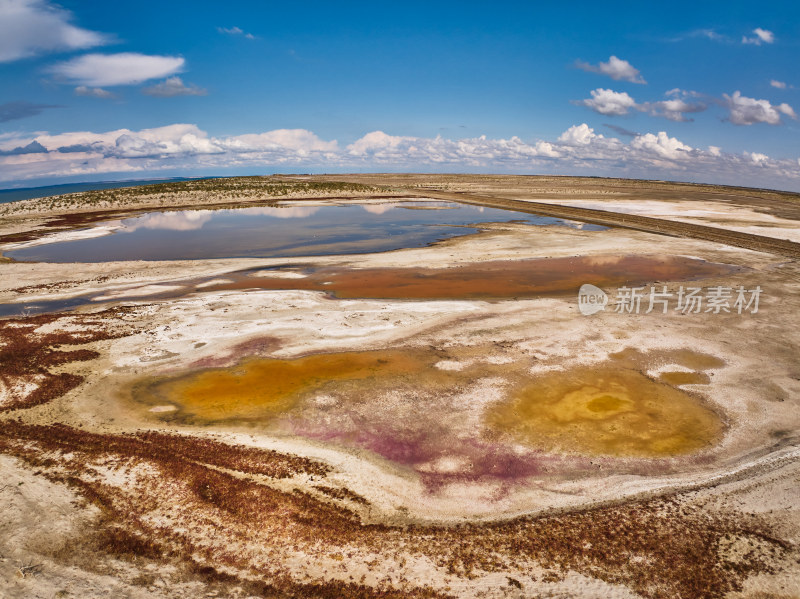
204 255 740 300
486 365 725 457
4 200 590 263
0 296 95 318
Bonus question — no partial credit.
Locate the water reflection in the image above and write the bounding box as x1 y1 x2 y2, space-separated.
6 200 598 263
122 210 214 232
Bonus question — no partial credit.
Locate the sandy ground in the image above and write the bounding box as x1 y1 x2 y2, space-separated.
0 175 798 598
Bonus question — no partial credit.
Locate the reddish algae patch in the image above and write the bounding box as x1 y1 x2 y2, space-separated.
203 254 739 300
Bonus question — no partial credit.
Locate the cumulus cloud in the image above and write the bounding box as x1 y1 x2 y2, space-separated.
576 88 637 116
724 91 797 125
575 56 646 84
111 124 225 158
0 0 109 62
218 26 256 39
770 80 790 89
558 124 600 145
142 77 207 97
2 123 799 192
0 100 60 122
577 88 707 122
223 129 339 154
345 131 560 162
630 132 693 160
48 52 185 87
641 89 707 122
742 28 774 45
75 86 116 99
745 151 769 166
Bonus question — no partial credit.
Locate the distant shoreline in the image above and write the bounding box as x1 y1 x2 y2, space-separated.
0 177 205 205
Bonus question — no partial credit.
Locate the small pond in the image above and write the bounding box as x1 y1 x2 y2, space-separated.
5 200 602 263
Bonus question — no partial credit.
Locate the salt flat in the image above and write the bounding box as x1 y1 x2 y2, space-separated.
1 175 798 599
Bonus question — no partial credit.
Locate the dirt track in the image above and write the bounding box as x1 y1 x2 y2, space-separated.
415 188 800 259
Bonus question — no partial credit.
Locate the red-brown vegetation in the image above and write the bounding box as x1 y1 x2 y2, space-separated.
0 308 135 411
0 421 790 598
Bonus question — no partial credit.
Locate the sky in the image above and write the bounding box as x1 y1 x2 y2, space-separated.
0 0 799 190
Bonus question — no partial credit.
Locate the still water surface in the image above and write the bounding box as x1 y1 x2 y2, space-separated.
6 201 600 263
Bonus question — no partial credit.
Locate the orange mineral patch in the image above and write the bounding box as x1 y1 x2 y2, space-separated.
134 349 440 423
204 254 739 301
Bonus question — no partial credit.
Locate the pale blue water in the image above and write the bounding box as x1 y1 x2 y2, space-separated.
6 200 604 263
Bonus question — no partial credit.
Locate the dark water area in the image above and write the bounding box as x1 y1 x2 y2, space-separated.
6 201 601 263
0 296 93 318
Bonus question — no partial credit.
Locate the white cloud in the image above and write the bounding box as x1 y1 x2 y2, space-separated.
745 151 770 166
142 77 207 97
218 26 255 40
347 130 406 156
641 90 707 122
49 53 185 87
224 129 339 154
779 104 798 119
534 141 560 158
576 88 637 116
575 56 646 84
770 80 791 90
111 124 224 158
558 123 600 146
742 28 774 45
345 132 560 162
74 86 116 99
577 88 706 122
630 132 693 160
644 98 703 122
2 123 799 192
724 91 797 125
0 0 109 62
694 29 726 42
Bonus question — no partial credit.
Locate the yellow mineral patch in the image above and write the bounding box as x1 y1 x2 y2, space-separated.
487 366 724 457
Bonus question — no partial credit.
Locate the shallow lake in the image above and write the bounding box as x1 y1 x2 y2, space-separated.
5 200 600 263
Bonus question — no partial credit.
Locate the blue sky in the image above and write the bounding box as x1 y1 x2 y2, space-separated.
1 0 799 190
